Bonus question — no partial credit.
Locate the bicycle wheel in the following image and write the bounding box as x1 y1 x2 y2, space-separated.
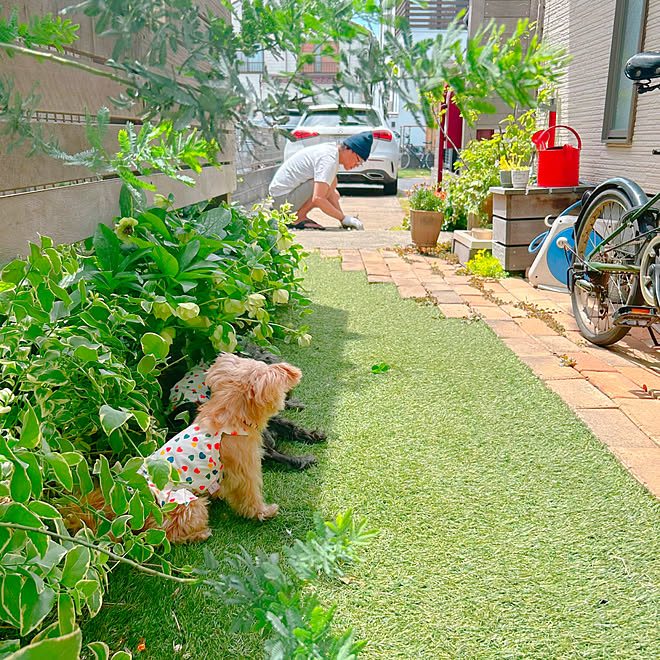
570 186 645 345
425 151 434 169
400 150 411 170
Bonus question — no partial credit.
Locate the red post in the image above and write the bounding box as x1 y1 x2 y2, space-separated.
436 89 447 184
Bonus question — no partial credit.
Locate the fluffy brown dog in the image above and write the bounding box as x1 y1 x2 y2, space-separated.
66 353 301 543
149 352 301 542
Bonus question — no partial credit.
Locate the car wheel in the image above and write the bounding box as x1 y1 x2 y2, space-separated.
383 179 398 195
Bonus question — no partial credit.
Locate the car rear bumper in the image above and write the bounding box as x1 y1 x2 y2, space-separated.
338 169 396 185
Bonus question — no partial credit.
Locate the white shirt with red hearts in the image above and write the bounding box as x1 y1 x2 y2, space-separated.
139 423 248 506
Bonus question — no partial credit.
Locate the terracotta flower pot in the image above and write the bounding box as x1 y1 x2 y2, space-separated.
410 209 444 248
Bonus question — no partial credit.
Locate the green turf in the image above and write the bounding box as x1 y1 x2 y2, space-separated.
83 256 660 659
398 168 432 179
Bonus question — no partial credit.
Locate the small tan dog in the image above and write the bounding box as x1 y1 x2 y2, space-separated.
67 353 301 543
144 352 302 542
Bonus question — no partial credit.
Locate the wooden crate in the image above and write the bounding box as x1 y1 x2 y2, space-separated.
490 185 590 272
492 216 548 246
492 242 536 272
491 185 590 220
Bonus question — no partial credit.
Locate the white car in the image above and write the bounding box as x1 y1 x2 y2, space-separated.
282 104 400 195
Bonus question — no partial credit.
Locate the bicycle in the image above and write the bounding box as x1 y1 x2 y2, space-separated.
568 52 660 346
399 141 434 170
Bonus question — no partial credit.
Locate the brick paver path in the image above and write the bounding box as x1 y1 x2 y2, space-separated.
321 248 660 499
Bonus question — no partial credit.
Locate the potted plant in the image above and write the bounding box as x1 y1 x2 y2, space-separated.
498 156 513 188
498 112 537 189
407 182 446 247
510 165 531 189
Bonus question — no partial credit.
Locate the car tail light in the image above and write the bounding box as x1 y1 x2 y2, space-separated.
373 130 393 141
291 130 320 140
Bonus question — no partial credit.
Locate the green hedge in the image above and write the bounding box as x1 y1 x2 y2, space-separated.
0 198 312 657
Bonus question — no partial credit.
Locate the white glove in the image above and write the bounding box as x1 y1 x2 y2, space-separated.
341 215 364 231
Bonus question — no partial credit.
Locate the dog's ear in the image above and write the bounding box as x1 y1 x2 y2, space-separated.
249 362 301 410
271 362 302 389
205 352 235 391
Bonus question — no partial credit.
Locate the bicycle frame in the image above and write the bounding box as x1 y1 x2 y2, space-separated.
583 189 660 273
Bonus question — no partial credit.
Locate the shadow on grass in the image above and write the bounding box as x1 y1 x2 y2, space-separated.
81 301 356 658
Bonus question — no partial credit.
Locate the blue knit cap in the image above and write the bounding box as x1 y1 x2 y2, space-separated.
343 131 373 161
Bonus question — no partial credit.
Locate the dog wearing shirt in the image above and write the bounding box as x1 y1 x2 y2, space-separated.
140 352 302 542
168 347 325 470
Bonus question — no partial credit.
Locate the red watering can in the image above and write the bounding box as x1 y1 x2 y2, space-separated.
532 125 581 187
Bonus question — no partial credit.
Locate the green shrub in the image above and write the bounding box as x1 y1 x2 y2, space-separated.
0 197 313 657
462 250 509 279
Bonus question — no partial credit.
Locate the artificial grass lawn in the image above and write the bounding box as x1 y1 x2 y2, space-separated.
398 168 432 179
83 255 660 659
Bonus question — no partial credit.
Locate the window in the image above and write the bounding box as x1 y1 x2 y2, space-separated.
602 0 648 142
237 51 264 74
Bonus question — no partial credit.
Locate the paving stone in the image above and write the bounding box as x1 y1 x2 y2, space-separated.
519 356 585 381
534 334 583 355
489 292 519 305
618 366 660 391
607 447 660 496
545 378 619 409
437 303 470 318
428 290 464 304
500 336 549 357
364 267 391 278
575 408 657 448
411 263 433 273
461 295 498 308
583 345 638 368
553 312 581 332
341 261 365 271
616 399 660 444
407 254 430 263
387 261 415 272
471 305 512 320
320 249 340 259
397 284 428 298
341 249 360 258
418 277 447 288
513 316 560 336
565 330 590 347
501 303 528 318
367 274 394 284
482 281 509 295
581 371 644 400
391 274 421 287
499 278 534 293
452 284 479 296
485 320 532 338
564 352 619 373
443 275 469 286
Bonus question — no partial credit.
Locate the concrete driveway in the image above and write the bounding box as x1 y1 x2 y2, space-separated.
290 181 439 250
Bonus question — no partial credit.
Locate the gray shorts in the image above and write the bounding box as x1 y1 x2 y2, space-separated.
272 180 314 212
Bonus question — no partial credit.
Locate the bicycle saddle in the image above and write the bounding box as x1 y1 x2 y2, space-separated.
625 52 660 80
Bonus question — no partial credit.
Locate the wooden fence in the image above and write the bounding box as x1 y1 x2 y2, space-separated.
0 0 236 263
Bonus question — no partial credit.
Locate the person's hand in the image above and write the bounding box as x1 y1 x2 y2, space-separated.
341 216 364 230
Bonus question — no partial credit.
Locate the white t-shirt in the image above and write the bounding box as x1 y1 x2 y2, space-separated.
269 143 339 197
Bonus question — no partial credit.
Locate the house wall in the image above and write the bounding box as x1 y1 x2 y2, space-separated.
542 0 660 191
